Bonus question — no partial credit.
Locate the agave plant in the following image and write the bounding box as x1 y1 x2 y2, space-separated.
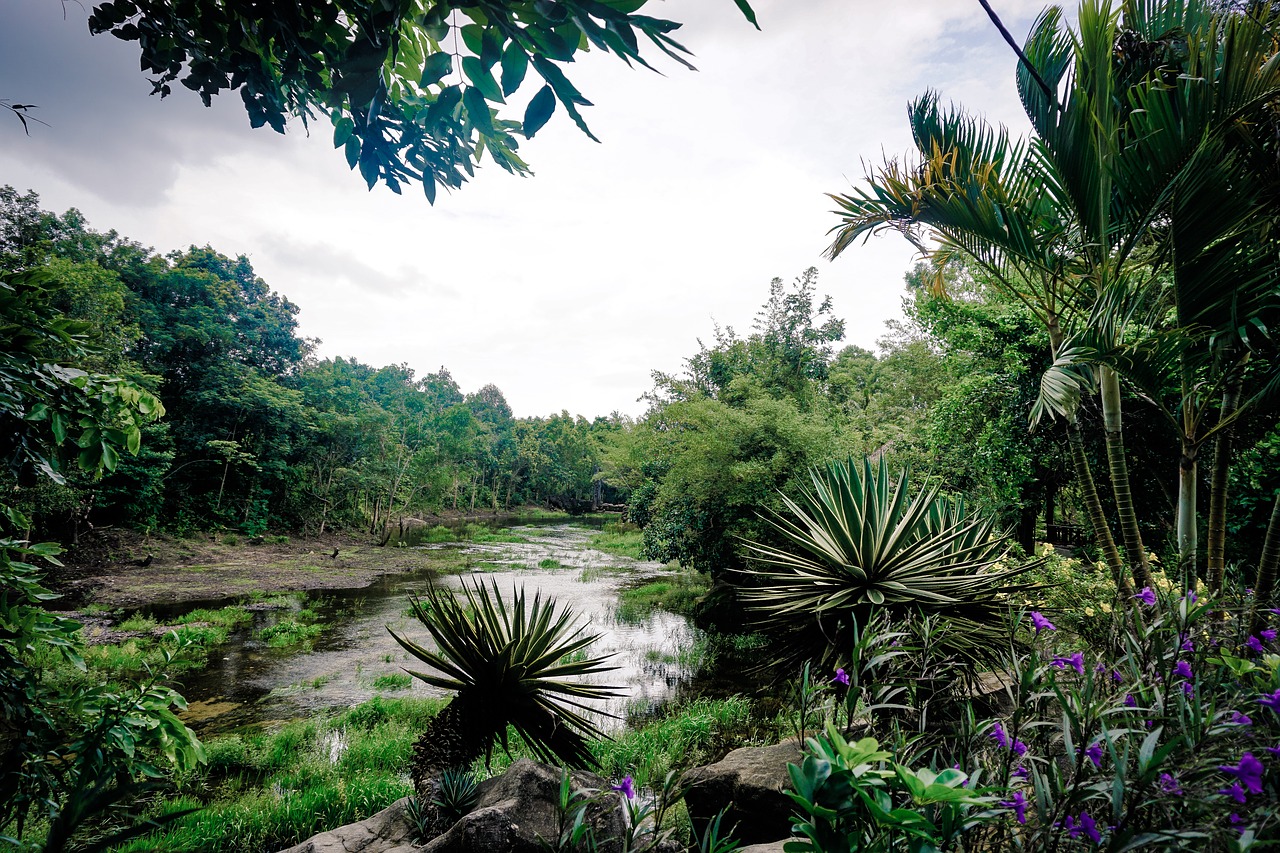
739 456 1039 671
388 579 622 795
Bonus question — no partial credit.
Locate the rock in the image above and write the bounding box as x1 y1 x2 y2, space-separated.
278 760 625 853
680 741 804 847
738 842 789 853
423 759 625 853
276 796 418 853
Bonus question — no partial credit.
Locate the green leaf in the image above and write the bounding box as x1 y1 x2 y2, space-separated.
419 51 453 88
523 85 556 138
344 135 360 169
463 85 495 136
500 42 529 97
733 0 761 29
462 56 504 103
460 24 484 55
480 26 503 68
332 116 355 148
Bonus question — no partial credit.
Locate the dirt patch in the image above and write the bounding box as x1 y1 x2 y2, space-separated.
60 534 476 610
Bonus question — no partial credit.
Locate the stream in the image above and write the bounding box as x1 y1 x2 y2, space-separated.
167 523 702 734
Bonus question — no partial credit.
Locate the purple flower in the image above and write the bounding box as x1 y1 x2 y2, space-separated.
1079 812 1102 844
1135 586 1157 606
990 721 1010 749
612 776 635 799
1247 635 1266 655
1053 652 1085 675
1112 669 1123 683
1158 773 1183 795
1186 591 1198 604
1231 711 1254 727
1264 629 1278 643
1260 690 1280 712
1012 739 1028 758
1030 611 1056 634
1084 741 1104 768
1013 764 1030 780
1266 746 1280 758
1000 790 1028 824
1220 781 1248 804
1180 634 1194 653
1219 753 1265 796
1125 693 1138 708
1230 813 1245 827
1063 814 1081 839
1174 660 1194 680
831 668 850 687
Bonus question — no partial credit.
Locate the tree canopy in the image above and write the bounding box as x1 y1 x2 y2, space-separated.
83 0 757 199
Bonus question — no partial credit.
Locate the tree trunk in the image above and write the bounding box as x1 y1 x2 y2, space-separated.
1069 417 1130 593
1100 365 1152 589
1250 491 1280 634
1177 437 1199 590
409 697 497 797
1207 371 1245 594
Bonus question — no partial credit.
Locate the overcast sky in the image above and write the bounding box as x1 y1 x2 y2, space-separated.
1 0 1044 419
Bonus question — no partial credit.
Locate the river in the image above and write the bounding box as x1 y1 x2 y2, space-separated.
170 523 703 733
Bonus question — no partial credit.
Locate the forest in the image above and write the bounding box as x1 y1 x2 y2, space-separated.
6 0 1280 851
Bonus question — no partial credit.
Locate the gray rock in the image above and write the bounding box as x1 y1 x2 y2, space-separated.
276 796 419 853
738 842 789 853
423 759 626 853
680 741 803 847
278 760 626 853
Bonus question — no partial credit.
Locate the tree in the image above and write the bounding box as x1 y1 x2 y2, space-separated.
82 0 758 198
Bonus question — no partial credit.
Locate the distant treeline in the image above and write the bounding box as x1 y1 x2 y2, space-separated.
7 186 1277 578
2 187 622 541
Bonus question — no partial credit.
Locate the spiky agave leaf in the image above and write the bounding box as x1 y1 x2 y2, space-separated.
388 579 621 773
739 457 1040 672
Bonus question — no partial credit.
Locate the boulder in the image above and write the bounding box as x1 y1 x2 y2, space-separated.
679 741 803 847
278 760 625 853
738 843 789 853
276 797 418 853
423 759 626 853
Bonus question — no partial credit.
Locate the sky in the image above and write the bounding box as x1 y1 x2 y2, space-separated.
1 0 1045 419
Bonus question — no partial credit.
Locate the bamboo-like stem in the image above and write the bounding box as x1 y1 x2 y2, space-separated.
1099 365 1152 590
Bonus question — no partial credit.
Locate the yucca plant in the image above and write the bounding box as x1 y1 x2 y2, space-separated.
738 456 1039 672
388 579 622 795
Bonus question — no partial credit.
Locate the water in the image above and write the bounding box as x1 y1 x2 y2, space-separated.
173 524 700 733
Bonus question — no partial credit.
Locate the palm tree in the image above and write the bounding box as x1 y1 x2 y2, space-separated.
388 579 621 795
738 456 1038 672
828 0 1280 590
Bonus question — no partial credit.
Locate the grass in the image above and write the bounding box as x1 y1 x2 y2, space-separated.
371 673 412 691
615 571 711 623
258 618 322 648
538 558 562 569
117 696 447 853
587 527 645 560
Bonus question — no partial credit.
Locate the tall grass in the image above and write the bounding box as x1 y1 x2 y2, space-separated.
117 696 446 853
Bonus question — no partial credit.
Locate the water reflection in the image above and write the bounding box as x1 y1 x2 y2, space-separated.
172 524 695 734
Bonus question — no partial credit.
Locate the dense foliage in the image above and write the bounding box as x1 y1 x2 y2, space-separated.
0 187 622 542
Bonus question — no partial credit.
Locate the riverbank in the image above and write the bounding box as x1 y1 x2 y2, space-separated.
54 510 601 610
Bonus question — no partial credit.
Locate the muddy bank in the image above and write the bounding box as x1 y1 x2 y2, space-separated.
59 512 586 609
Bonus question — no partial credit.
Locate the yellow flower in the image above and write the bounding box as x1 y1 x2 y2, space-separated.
1042 543 1056 554
1084 607 1095 616
1100 602 1112 614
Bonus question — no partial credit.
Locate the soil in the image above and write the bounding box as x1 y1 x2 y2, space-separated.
49 509 564 610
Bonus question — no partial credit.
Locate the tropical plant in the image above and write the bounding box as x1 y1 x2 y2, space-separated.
737 456 1038 672
431 768 481 824
388 579 622 795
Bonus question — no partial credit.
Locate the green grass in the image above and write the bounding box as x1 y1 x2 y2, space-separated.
593 696 757 788
371 673 412 691
615 572 711 623
587 528 645 560
538 558 562 569
119 614 159 632
117 697 447 853
258 618 322 648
